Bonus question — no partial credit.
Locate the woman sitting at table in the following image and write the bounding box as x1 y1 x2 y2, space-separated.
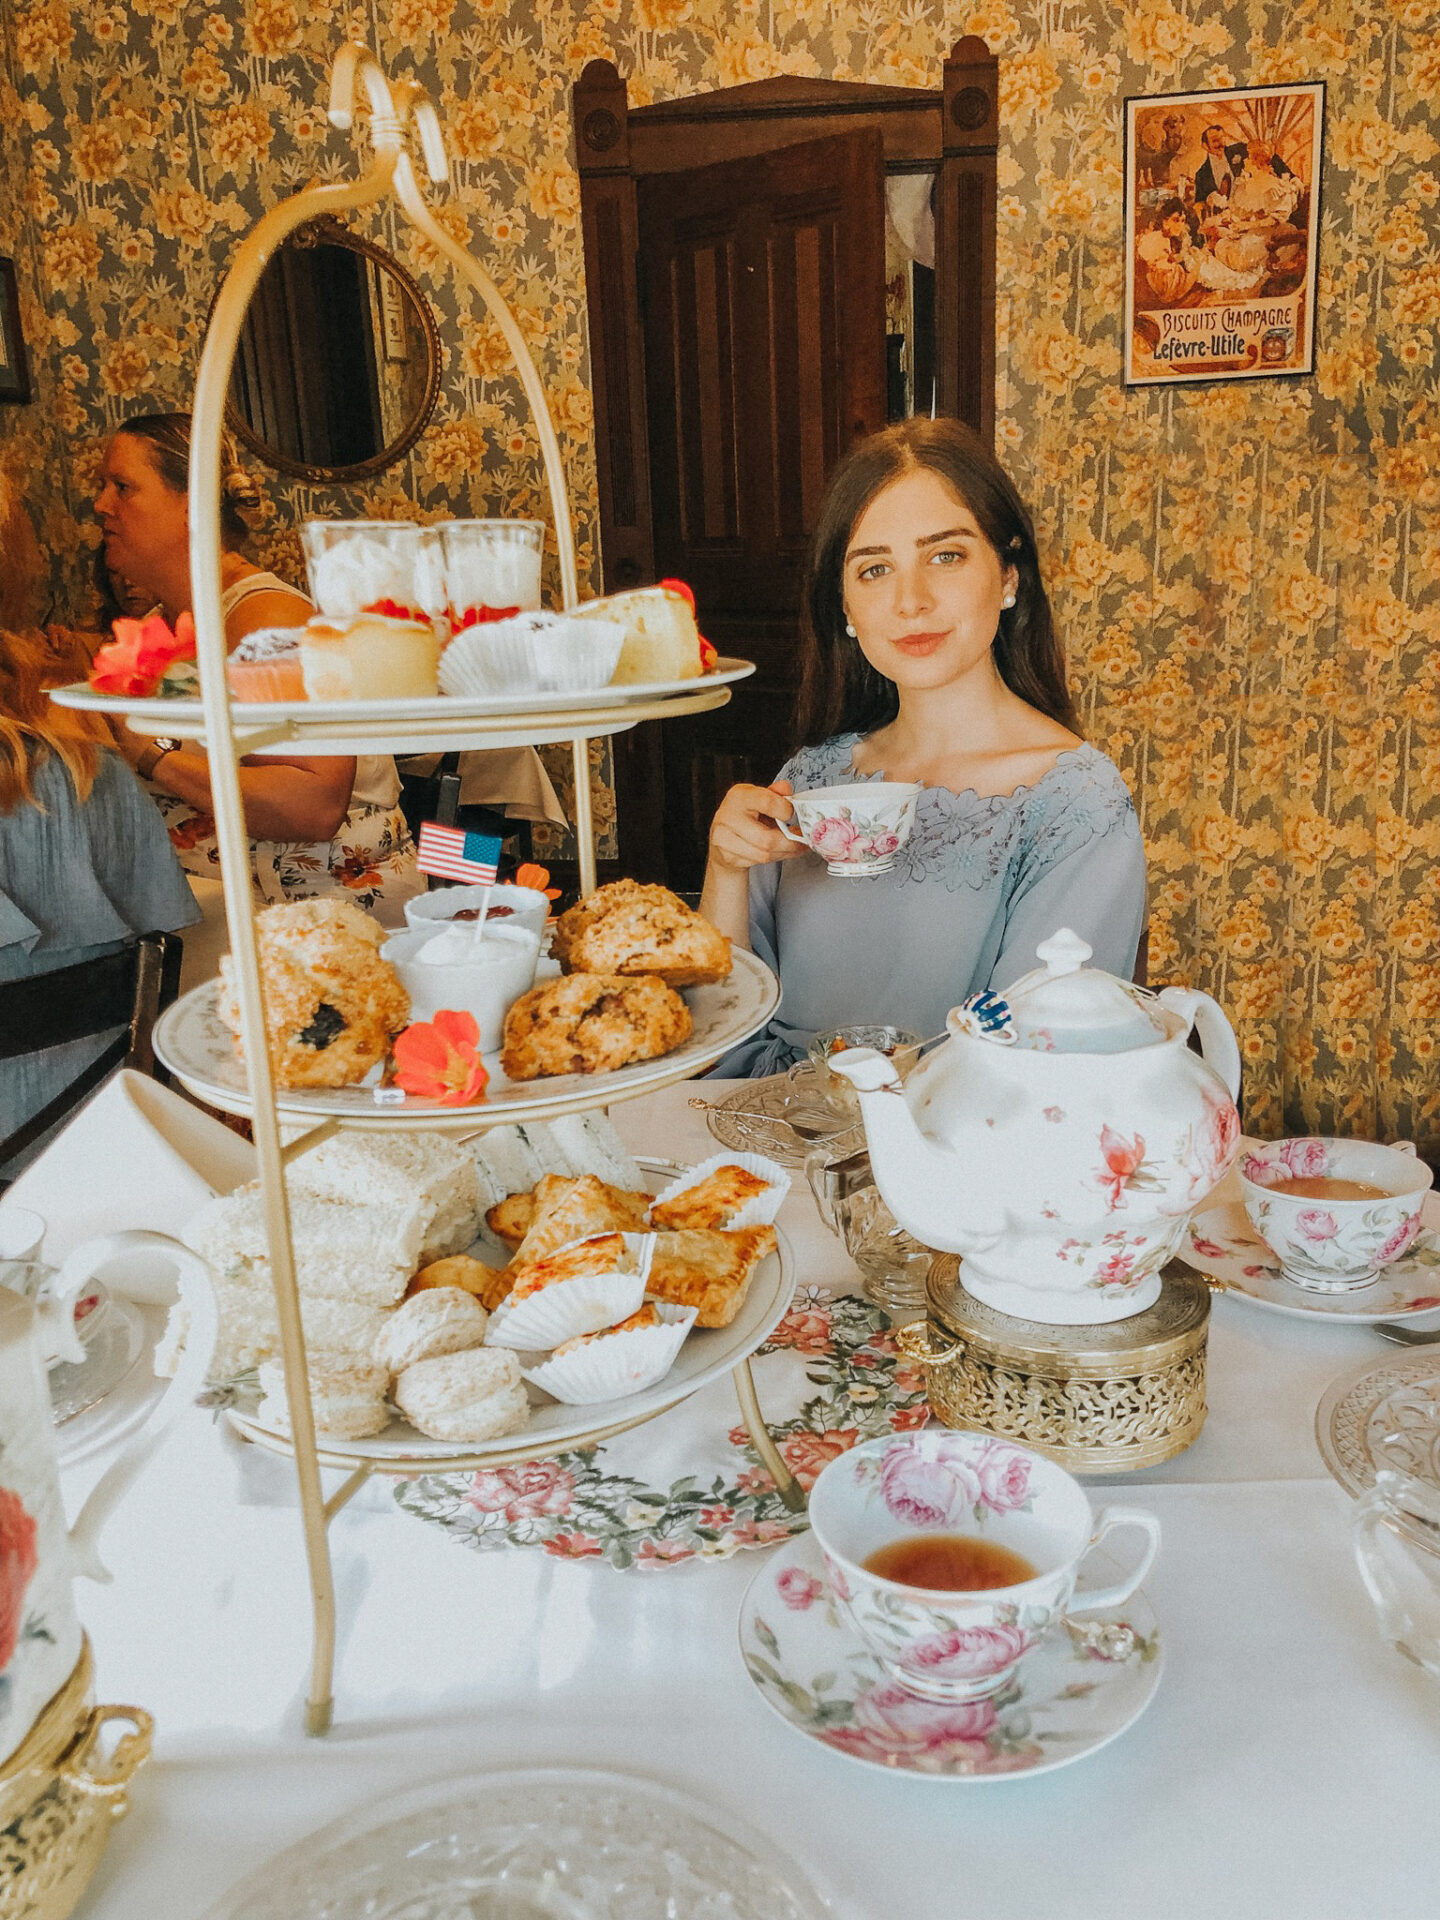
701 417 1147 1077
1 476 198 1168
95 411 421 925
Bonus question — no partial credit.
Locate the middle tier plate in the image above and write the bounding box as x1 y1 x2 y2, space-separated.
153 948 778 1127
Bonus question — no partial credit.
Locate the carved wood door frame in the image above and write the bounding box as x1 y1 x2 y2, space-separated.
573 38 998 880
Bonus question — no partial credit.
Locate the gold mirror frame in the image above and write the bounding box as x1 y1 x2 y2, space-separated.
223 214 441 485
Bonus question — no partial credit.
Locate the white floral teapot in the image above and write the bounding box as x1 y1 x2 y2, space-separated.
830 930 1242 1325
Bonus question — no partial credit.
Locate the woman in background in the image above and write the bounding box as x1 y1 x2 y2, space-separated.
1 475 198 1167
702 417 1147 1076
94 411 420 925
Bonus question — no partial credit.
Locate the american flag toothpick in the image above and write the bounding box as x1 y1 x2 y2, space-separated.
416 822 503 886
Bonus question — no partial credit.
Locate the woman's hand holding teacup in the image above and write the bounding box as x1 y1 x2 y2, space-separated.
707 779 807 874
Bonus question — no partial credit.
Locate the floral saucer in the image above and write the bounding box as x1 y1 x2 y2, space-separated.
737 1535 1161 1780
1181 1201 1440 1323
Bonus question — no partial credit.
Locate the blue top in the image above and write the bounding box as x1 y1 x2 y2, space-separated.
715 734 1148 1077
2 752 200 1158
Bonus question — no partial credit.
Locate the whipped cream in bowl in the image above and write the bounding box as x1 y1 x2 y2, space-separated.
382 919 541 1051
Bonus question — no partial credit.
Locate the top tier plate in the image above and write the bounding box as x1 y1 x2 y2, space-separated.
50 659 753 755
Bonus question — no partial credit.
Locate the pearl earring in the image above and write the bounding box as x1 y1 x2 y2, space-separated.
1001 593 1016 609
845 621 857 637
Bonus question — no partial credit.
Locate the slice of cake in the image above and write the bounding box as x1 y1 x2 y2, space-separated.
570 585 705 684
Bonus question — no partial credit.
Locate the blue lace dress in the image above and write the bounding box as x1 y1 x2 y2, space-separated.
715 734 1148 1077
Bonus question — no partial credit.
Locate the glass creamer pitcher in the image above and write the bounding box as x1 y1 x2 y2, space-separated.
1352 1466 1440 1682
805 1144 931 1318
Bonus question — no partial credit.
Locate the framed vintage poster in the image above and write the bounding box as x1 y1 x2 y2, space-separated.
1123 82 1324 386
0 255 31 403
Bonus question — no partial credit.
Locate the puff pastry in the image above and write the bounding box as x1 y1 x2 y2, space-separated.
646 1227 777 1328
648 1165 773 1231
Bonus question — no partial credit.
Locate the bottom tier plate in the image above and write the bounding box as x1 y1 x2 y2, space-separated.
224 1223 795 1474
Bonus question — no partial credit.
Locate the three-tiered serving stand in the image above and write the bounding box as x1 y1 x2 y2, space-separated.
54 45 800 1734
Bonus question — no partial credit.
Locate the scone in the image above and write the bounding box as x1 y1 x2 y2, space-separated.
550 880 670 968
218 897 409 1089
394 1347 530 1443
256 1357 391 1441
500 974 691 1080
566 889 730 989
646 1227 778 1327
374 1288 487 1373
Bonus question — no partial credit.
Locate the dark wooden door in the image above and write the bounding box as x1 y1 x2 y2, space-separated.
632 131 888 888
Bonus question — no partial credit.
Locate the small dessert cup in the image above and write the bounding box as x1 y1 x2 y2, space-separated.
1238 1137 1433 1292
301 520 445 623
403 882 551 941
382 920 541 1053
438 610 625 697
440 520 544 632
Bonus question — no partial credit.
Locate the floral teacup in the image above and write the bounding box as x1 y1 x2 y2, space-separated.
777 782 921 877
1239 1137 1433 1293
807 1430 1160 1702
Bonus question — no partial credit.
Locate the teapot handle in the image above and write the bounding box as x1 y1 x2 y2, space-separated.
1156 987 1241 1101
61 1231 218 1585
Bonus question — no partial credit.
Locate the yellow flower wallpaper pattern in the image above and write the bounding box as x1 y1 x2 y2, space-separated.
0 0 1437 1149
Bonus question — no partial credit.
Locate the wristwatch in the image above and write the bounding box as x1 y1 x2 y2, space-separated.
136 737 181 781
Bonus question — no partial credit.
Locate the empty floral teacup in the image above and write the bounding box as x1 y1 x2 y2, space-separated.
808 1430 1160 1702
1239 1137 1433 1293
777 782 921 877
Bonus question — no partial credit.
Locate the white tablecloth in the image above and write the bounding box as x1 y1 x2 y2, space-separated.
59 1086 1440 1920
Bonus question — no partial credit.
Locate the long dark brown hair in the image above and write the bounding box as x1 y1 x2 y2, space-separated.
793 417 1078 748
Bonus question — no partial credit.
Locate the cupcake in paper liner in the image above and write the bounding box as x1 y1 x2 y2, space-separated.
647 1151 792 1232
484 1231 654 1351
523 1302 697 1406
438 610 626 699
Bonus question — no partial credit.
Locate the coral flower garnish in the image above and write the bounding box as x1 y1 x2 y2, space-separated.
392 1010 489 1105
513 861 562 902
88 611 197 696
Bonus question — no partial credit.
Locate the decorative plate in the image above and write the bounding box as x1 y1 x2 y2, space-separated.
706 1063 863 1171
738 1535 1162 1780
1316 1353 1440 1499
1179 1200 1440 1323
51 659 754 756
224 1222 795 1474
199 1766 832 1920
154 948 778 1128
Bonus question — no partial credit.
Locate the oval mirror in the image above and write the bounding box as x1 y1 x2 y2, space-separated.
225 216 440 483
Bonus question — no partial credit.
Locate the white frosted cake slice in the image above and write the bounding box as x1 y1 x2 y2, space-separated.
570 586 705 684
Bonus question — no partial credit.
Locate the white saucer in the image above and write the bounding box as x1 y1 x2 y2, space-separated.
737 1534 1162 1779
1180 1200 1440 1323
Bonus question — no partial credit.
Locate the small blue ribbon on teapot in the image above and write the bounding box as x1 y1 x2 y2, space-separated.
953 989 1017 1045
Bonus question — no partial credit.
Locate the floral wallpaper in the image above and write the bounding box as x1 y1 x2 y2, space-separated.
0 0 1437 1152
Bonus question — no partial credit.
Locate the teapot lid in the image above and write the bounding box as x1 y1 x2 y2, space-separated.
953 929 1165 1055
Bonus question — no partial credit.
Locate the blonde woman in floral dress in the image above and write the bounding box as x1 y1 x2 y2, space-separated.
702 418 1148 1076
95 413 422 948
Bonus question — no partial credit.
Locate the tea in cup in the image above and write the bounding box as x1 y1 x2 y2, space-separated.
808 1429 1160 1702
776 782 921 877
1239 1137 1433 1292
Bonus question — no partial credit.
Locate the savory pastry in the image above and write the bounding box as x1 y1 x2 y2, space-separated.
553 1303 662 1355
217 897 409 1089
499 1174 651 1265
500 973 691 1081
299 612 440 700
394 1347 531 1443
646 1227 778 1328
256 1357 391 1441
550 880 674 968
506 1232 632 1303
565 890 730 989
570 585 707 684
288 1130 481 1262
226 626 306 701
374 1287 488 1374
407 1254 513 1313
649 1164 773 1232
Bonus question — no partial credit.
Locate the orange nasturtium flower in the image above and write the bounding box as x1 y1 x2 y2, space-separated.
392 1010 489 1105
88 610 197 696
514 862 562 902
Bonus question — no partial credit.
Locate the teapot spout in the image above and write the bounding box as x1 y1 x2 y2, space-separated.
828 1049 1006 1254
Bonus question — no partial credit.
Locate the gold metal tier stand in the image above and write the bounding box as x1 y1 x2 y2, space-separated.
0 1640 151 1920
182 44 790 1737
899 1256 1211 1474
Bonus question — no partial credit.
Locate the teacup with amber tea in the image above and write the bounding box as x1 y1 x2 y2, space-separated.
807 1431 1160 1702
1239 1137 1433 1293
